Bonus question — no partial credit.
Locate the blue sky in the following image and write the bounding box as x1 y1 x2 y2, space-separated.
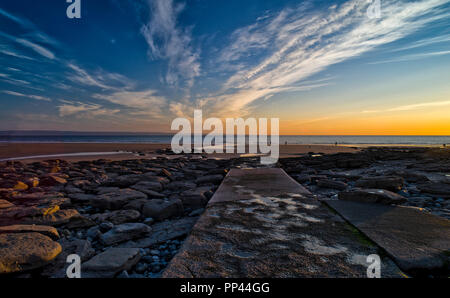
0 0 450 134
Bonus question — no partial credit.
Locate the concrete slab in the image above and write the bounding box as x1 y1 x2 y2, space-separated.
326 200 450 276
208 168 311 205
163 169 404 278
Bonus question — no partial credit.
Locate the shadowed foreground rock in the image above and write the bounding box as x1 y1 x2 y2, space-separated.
163 169 403 278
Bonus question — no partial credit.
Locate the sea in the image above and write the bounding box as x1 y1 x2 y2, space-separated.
0 134 449 146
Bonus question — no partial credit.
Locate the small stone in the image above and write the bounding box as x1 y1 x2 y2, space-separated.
86 226 101 240
150 249 160 255
117 270 129 278
144 217 154 225
135 263 147 274
189 208 204 217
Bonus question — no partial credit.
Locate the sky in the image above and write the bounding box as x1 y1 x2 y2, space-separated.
0 0 449 135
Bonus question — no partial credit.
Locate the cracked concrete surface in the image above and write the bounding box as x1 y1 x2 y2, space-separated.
163 169 403 278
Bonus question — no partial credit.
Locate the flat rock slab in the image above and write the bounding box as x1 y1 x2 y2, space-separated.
208 168 311 205
0 224 59 240
326 200 450 276
118 217 199 248
163 169 403 278
82 248 141 278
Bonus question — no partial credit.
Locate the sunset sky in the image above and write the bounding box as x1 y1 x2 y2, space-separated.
0 0 449 135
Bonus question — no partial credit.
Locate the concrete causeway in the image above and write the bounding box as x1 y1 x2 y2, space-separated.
163 168 404 278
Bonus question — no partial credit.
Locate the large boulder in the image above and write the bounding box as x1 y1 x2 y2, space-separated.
91 209 141 225
387 171 429 183
339 189 407 205
90 189 147 210
131 181 162 193
180 188 209 209
82 248 141 278
68 193 95 204
142 198 184 221
102 174 143 188
166 181 196 191
99 223 151 246
418 182 450 198
355 176 404 192
195 175 223 185
317 179 348 190
0 232 62 274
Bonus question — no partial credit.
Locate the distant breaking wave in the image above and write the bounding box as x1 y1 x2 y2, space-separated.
0 135 449 145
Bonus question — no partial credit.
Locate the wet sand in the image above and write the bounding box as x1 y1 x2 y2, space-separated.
0 143 360 162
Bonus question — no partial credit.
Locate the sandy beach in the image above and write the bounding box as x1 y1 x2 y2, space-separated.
0 142 360 162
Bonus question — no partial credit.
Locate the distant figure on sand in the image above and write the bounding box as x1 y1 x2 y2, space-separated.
444 144 447 148
335 141 338 146
285 141 287 145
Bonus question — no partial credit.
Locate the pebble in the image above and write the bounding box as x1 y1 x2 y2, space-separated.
150 249 160 255
144 217 154 225
117 270 129 278
135 263 147 274
99 222 114 232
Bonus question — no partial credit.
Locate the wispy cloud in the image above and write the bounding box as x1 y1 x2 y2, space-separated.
389 34 450 52
202 0 449 116
387 100 450 111
2 90 51 101
93 89 168 118
15 38 55 59
368 50 450 64
140 0 200 87
57 100 120 117
0 48 35 60
0 8 60 47
66 63 134 91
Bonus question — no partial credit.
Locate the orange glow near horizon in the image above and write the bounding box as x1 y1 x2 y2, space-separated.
278 110 450 136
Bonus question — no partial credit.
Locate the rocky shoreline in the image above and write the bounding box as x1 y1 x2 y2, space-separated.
281 147 450 220
0 147 449 278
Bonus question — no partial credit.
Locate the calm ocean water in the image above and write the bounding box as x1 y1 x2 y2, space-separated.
0 135 449 145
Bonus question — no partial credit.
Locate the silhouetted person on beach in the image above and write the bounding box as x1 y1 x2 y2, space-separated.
335 141 338 146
